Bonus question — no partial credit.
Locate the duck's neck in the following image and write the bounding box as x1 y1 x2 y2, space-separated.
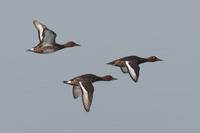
92 76 102 82
55 43 73 49
54 43 65 49
138 57 148 64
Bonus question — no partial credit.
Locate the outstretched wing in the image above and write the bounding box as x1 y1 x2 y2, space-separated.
120 66 128 73
33 20 56 46
42 29 56 45
78 81 94 112
125 61 140 82
33 20 47 42
72 85 81 99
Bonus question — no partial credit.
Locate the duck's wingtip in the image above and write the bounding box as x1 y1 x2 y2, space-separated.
33 20 38 24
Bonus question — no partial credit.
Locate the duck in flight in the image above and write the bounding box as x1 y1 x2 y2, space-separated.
107 56 162 82
63 74 117 112
27 20 80 54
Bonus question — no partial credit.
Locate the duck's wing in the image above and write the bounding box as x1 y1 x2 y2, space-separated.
120 66 128 73
33 20 56 46
41 29 56 45
73 86 81 99
78 81 94 112
125 61 140 82
33 20 47 42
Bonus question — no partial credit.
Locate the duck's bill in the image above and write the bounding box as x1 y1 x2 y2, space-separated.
75 43 81 46
157 58 163 61
112 77 118 80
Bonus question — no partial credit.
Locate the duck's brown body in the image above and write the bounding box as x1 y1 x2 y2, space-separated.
108 56 148 66
27 20 80 54
67 74 105 85
107 56 162 82
28 41 79 54
63 74 117 112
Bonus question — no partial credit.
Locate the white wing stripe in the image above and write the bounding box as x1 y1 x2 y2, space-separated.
39 29 44 41
34 21 44 41
79 81 90 112
79 81 88 93
125 61 137 81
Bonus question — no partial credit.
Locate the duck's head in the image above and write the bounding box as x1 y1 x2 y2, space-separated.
102 75 117 81
147 56 163 62
64 41 80 47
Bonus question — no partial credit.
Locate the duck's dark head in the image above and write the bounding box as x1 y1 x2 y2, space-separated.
147 56 163 62
64 41 80 47
102 75 117 81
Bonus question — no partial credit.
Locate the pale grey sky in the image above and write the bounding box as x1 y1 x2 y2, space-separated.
0 0 200 133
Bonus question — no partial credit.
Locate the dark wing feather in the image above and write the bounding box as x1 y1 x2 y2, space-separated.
125 61 140 82
78 81 94 112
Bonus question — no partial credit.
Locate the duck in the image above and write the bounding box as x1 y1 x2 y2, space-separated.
107 56 162 82
26 20 80 54
63 74 117 112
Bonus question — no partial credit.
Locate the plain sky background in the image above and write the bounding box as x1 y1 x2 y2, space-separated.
0 0 200 133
